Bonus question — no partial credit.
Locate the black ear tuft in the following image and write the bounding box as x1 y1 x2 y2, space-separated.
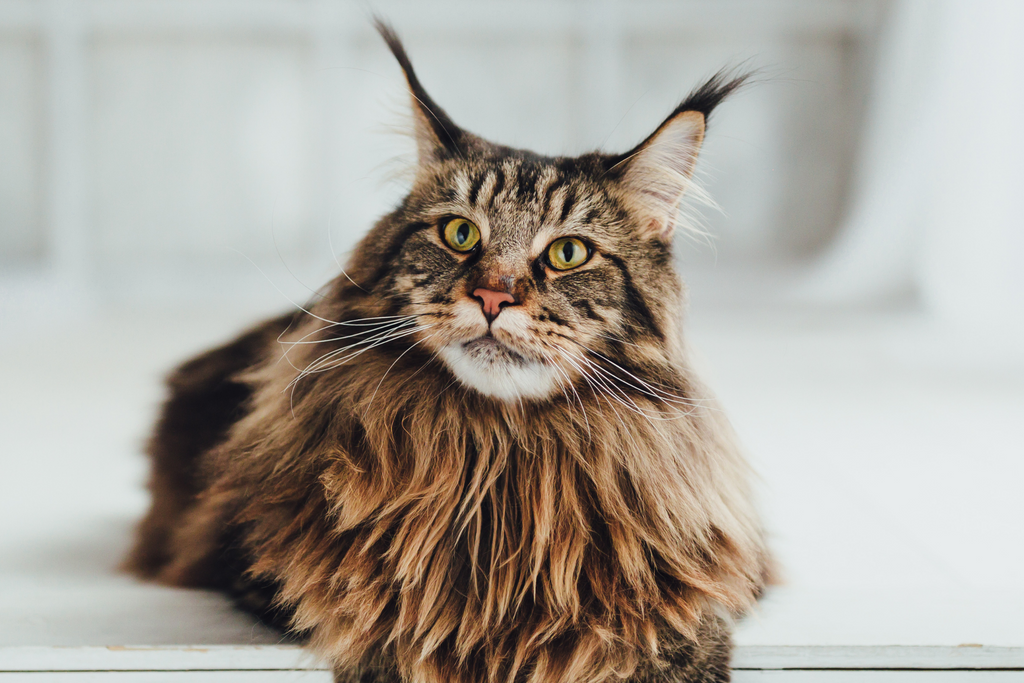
604 68 752 241
374 18 466 160
671 68 753 124
606 68 752 178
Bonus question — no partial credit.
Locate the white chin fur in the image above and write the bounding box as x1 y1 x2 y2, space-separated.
438 341 559 402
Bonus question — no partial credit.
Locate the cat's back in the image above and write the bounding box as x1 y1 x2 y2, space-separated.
124 312 294 583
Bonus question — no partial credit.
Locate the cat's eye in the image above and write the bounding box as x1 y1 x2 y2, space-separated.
546 237 589 271
442 217 481 253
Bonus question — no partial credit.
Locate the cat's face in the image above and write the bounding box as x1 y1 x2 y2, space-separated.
343 25 745 403
384 153 680 401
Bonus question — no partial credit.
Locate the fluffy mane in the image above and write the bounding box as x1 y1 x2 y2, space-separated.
151 299 768 683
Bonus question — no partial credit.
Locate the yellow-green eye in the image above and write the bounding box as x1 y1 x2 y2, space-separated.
442 217 481 252
546 237 589 270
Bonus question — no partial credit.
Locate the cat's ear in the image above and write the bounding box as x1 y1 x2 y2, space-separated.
611 70 749 242
376 19 470 165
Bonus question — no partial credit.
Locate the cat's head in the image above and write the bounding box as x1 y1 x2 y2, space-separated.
342 23 746 403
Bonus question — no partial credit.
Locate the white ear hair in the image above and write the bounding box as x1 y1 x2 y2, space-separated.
619 111 705 241
408 95 451 165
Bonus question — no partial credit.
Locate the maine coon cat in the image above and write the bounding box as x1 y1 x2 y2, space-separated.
126 22 772 683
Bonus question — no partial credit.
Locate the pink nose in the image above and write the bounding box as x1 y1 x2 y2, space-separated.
472 288 516 321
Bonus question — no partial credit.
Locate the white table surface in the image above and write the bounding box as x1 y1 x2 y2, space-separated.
2 308 1022 673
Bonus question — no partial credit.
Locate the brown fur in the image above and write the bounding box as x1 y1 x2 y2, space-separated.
127 23 771 683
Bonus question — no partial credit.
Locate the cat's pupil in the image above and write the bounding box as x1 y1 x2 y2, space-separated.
457 223 469 244
562 242 574 262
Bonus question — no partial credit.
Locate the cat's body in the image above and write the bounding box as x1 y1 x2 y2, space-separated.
127 23 771 683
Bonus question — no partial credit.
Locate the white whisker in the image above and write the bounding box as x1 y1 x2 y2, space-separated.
587 349 713 412
295 324 431 382
284 320 435 416
365 330 438 411
537 344 591 440
279 317 418 373
327 206 369 293
226 248 350 328
558 349 679 434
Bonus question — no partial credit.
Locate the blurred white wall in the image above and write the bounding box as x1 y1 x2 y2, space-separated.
1 0 887 319
800 0 1024 336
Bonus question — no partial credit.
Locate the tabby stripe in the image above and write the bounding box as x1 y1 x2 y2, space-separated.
371 221 431 284
543 308 570 327
515 165 538 200
380 288 412 317
467 170 488 207
602 253 662 340
531 258 548 286
541 175 565 219
488 167 506 208
572 298 605 322
429 290 453 305
559 187 577 223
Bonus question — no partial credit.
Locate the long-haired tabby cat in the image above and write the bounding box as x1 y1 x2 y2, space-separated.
126 21 772 683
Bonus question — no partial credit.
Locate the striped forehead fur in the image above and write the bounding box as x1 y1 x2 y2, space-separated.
443 161 605 223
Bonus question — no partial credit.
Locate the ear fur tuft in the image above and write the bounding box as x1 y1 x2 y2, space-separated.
610 69 752 241
374 18 467 163
671 68 752 123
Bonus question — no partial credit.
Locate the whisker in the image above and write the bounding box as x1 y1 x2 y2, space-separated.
226 247 350 328
284 318 418 347
279 316 418 369
559 349 680 431
571 361 649 460
365 331 438 411
554 351 640 447
537 344 591 440
326 206 369 294
290 326 424 392
295 324 432 381
584 358 699 413
593 332 647 350
286 322 435 415
577 344 713 412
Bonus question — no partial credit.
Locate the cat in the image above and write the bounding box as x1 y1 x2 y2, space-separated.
125 21 772 683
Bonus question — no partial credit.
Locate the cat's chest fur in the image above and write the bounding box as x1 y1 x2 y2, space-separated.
208 339 763 682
